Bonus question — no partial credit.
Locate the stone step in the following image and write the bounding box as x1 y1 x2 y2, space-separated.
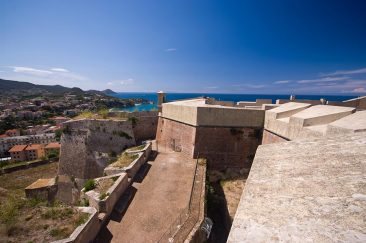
290 105 355 127
266 102 311 120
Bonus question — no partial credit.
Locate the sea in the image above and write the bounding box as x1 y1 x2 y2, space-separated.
111 92 359 112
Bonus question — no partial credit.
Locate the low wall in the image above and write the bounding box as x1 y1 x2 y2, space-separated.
52 207 99 243
104 152 146 179
25 178 57 202
123 152 145 178
0 158 57 175
84 173 129 216
261 129 289 145
126 142 152 160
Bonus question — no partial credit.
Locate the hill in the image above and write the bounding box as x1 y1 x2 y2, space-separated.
0 79 113 96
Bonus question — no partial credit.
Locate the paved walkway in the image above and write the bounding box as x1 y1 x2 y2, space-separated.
96 151 196 243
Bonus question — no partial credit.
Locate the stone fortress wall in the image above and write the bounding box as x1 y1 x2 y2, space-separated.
157 98 265 170
228 96 366 243
57 111 158 203
59 119 136 179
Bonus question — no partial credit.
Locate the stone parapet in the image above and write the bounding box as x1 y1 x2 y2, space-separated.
83 173 129 216
52 207 99 243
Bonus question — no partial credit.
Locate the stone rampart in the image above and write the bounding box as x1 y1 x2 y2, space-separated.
59 119 135 179
261 129 289 144
104 143 151 178
52 207 99 243
194 127 261 170
84 173 129 217
156 117 197 157
157 117 261 170
162 100 264 128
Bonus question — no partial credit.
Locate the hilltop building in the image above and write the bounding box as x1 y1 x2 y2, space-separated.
0 133 56 158
25 144 46 161
9 144 27 162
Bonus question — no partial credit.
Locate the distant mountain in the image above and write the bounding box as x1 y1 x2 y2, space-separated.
102 89 117 95
0 79 100 96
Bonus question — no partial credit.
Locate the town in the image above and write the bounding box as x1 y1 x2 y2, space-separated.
0 79 150 167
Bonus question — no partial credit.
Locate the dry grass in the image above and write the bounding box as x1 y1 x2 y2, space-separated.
0 163 89 242
111 153 138 168
94 178 115 195
74 110 128 121
0 162 58 202
220 177 247 220
127 144 146 152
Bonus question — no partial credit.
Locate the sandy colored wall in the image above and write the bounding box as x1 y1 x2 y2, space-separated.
194 127 261 170
262 129 288 144
157 117 262 170
156 117 196 157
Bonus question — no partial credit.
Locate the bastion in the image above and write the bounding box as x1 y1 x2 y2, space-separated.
228 132 366 242
157 98 266 170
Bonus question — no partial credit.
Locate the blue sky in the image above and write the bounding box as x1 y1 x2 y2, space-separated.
1 0 366 94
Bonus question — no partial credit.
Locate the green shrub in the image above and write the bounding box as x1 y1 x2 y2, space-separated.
0 196 20 234
42 207 73 220
49 227 69 239
99 192 110 200
128 116 139 126
0 160 10 168
112 130 132 139
79 198 89 207
74 213 89 226
83 179 96 192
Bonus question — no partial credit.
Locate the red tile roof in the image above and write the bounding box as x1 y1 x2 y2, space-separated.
45 142 61 149
9 145 27 152
25 144 44 151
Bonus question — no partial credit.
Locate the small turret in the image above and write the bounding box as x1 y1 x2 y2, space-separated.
157 91 166 112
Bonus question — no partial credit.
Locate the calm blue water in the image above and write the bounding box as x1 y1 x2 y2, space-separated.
111 92 358 111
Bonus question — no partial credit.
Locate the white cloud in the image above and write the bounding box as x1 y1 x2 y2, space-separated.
325 67 366 76
231 83 266 89
11 66 53 76
274 80 291 84
2 65 89 88
297 76 349 84
50 68 69 72
107 82 114 86
165 48 177 52
348 87 366 93
120 78 134 85
206 86 218 89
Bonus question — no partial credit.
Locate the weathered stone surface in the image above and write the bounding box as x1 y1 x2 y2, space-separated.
261 129 288 144
161 98 265 128
265 103 364 141
327 110 366 135
25 178 57 202
228 132 366 243
289 105 355 127
157 117 261 170
58 119 136 179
